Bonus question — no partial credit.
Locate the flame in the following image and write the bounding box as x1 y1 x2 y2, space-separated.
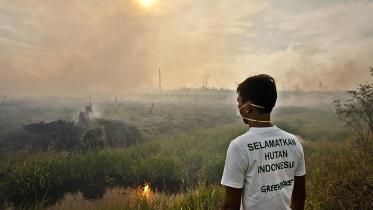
141 183 153 200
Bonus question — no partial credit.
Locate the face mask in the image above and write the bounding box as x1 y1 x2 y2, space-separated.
236 103 271 123
236 103 248 118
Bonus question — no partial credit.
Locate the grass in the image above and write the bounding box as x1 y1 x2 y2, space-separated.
40 140 373 210
3 132 372 209
304 141 373 209
1 123 244 208
45 185 223 210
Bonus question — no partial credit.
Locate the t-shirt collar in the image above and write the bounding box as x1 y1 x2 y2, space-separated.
247 125 278 134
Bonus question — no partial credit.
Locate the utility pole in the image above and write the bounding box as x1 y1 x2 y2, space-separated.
158 67 162 93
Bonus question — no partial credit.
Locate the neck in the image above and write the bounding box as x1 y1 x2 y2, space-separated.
248 121 272 128
245 114 272 127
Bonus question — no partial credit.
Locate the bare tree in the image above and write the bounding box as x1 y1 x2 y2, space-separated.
335 67 373 152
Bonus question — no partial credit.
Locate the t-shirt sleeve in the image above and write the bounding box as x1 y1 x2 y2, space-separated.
221 141 247 189
294 141 306 176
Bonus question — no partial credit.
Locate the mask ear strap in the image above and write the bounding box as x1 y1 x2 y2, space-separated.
250 103 266 109
242 117 271 123
239 103 249 110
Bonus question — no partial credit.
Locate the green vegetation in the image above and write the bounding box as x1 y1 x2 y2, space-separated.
0 91 372 209
2 112 372 209
335 73 373 151
5 126 368 210
41 137 373 210
1 123 243 208
305 141 373 209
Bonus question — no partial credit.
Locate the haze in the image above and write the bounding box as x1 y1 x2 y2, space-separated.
1 0 373 96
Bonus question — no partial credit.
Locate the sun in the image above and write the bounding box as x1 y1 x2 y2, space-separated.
139 0 155 8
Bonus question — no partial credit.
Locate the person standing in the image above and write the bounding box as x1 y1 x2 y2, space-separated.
221 74 306 210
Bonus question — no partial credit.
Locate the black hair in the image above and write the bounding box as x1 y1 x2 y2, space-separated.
237 74 277 113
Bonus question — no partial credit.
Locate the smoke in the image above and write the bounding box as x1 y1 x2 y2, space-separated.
0 0 372 96
237 0 373 90
0 0 157 96
242 42 373 91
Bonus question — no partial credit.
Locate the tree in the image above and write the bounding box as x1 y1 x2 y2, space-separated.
334 67 373 152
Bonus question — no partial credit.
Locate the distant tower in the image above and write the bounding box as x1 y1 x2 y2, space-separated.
158 67 162 93
203 74 210 89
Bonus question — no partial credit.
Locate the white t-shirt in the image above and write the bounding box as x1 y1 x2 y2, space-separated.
221 125 306 210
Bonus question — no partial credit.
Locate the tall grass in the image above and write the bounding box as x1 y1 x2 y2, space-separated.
304 141 373 209
46 185 224 210
1 123 244 208
44 140 373 210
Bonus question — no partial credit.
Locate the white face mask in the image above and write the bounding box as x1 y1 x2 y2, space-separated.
236 109 243 118
236 103 248 118
236 103 271 123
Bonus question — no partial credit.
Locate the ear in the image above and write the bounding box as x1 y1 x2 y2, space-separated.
245 103 253 114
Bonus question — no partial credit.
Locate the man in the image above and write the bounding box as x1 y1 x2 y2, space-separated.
221 74 306 210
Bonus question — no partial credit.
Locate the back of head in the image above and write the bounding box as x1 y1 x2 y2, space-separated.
237 74 277 113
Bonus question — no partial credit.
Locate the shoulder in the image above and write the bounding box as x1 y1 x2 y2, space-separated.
225 134 251 164
227 132 257 155
276 127 302 143
276 127 305 153
231 131 256 145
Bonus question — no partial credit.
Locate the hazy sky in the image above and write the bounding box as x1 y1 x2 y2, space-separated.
1 0 373 96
